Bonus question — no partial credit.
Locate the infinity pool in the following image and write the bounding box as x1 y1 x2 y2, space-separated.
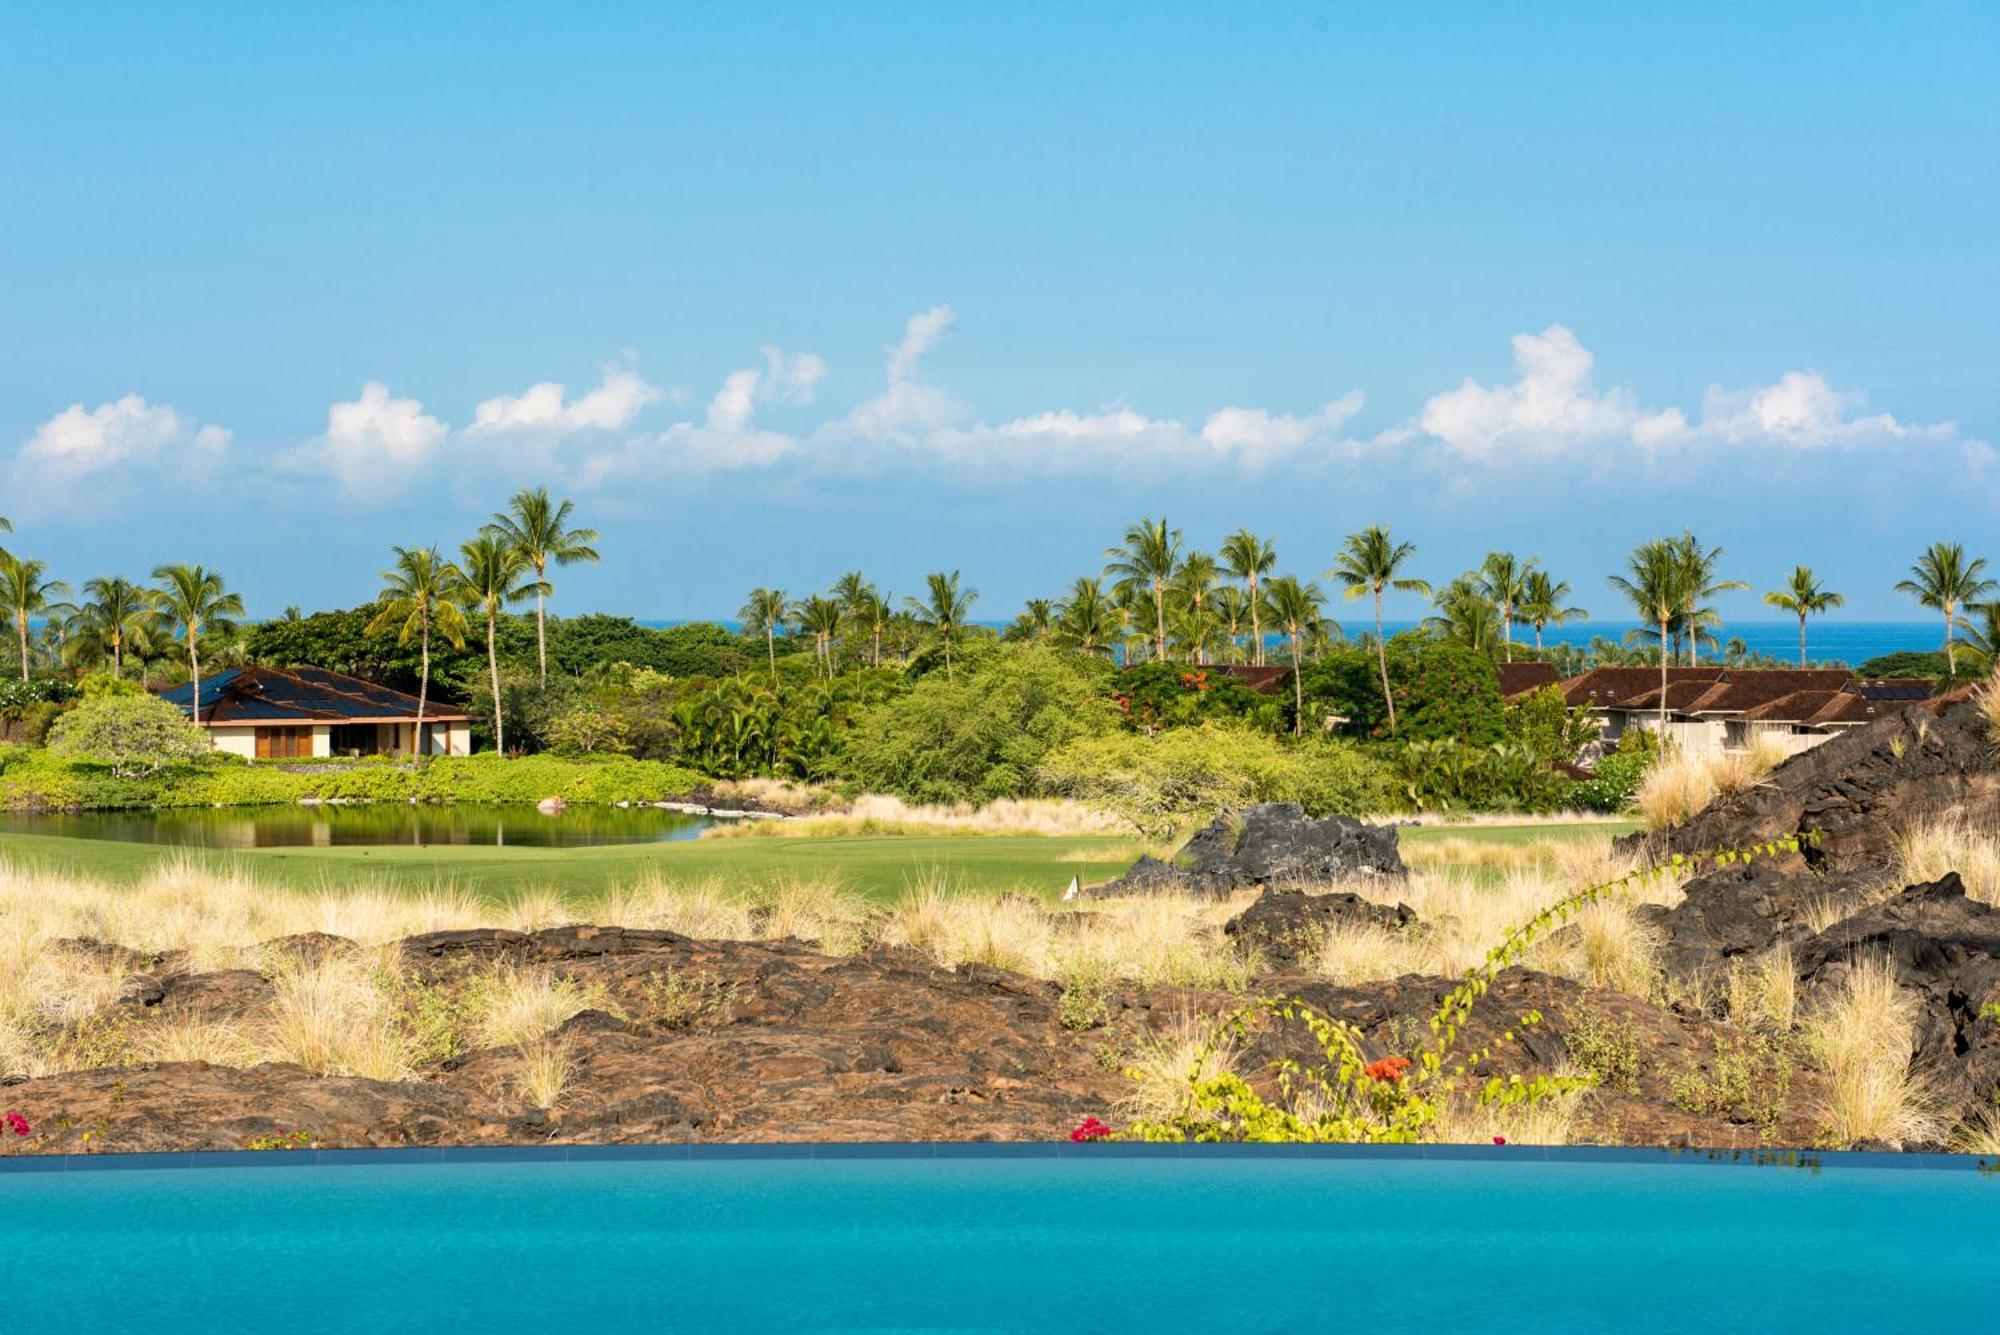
3 1151 1993 1333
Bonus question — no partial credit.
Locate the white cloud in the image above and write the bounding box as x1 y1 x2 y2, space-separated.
469 363 661 435
12 395 230 508
842 305 963 440
1200 392 1367 467
577 347 826 482
283 382 448 498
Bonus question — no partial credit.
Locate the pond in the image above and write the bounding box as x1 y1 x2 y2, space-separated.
1 1149 1993 1332
0 804 716 849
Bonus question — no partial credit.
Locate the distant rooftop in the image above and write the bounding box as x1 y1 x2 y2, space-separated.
158 666 468 726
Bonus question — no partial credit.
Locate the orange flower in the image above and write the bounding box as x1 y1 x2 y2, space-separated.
1362 1056 1411 1083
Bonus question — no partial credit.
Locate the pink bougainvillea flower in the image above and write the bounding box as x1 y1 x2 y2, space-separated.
1069 1116 1113 1143
1491 1136 1507 1146
4 1111 30 1136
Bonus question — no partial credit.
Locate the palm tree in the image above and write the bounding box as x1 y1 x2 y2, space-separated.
1423 576 1504 655
1608 540 1683 730
1329 525 1430 733
150 564 243 716
367 546 470 755
905 570 977 679
452 534 533 753
1104 518 1182 662
1264 575 1324 736
830 571 878 666
1473 552 1537 662
1762 566 1844 668
1007 598 1058 642
484 487 599 686
1168 547 1216 663
1668 533 1747 666
74 575 155 679
1213 585 1250 663
739 588 791 688
1219 529 1278 665
0 555 68 683
1953 602 2000 675
1056 577 1116 657
1517 570 1587 655
1896 542 1995 680
793 594 844 679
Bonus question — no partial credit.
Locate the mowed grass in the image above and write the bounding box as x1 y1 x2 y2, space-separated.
0 817 1636 906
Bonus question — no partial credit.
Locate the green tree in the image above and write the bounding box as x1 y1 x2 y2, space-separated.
485 487 599 686
1170 550 1220 664
47 692 212 776
792 594 845 679
1895 541 1995 679
1669 532 1746 666
1104 517 1182 662
150 564 244 717
1264 574 1325 736
1056 577 1116 657
1761 565 1844 668
1952 603 2000 675
0 554 68 683
906 570 977 679
1330 525 1430 733
1219 529 1278 665
1474 552 1536 662
739 588 791 689
1517 569 1587 656
73 576 156 679
1607 539 1682 729
1007 598 1059 643
1424 576 1503 655
452 534 534 752
367 545 470 754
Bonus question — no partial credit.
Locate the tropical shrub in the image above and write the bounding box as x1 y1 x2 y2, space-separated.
45 694 213 777
840 646 1117 803
1035 725 1390 834
1299 638 1505 742
1111 664 1277 731
1503 685 1599 765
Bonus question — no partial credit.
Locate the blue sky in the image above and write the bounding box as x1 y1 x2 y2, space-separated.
2 2 1996 622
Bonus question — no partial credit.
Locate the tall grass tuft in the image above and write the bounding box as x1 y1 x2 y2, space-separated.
1806 957 1940 1149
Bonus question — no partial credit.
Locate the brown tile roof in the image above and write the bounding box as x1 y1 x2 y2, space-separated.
160 666 470 726
1496 662 1561 700
1559 666 1726 709
1212 665 1292 695
1679 669 1856 715
1739 689 1892 727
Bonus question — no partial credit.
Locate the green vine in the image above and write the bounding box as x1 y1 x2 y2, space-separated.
1125 835 1813 1143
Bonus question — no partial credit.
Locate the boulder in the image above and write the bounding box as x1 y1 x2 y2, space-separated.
1224 889 1415 967
1092 804 1405 897
1646 860 1887 975
1793 873 2000 1116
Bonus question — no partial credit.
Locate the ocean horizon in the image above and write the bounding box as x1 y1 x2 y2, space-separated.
638 618 1950 668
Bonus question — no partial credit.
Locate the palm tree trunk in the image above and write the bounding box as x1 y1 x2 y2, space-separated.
766 626 778 689
112 631 123 679
1153 581 1167 662
16 611 27 684
416 618 430 758
1374 586 1397 733
1250 575 1264 666
1291 629 1304 737
486 606 504 754
1798 613 1807 669
1945 604 1957 678
189 632 201 730
1535 623 1545 655
535 585 548 687
1500 601 1512 663
944 629 953 680
1658 615 1670 731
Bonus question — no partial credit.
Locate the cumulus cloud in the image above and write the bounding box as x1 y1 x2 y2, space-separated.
11 395 230 508
577 345 826 482
1200 393 1367 467
841 305 963 440
468 363 661 436
282 382 449 498
1418 325 1673 460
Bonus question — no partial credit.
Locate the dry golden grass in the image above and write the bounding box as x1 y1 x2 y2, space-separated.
514 1036 574 1110
754 876 872 954
139 1014 262 1066
594 874 760 940
1636 739 1788 831
1728 943 1798 1034
1806 958 1941 1149
1949 1105 2000 1155
1892 814 2000 906
1429 1067 1590 1146
473 967 608 1051
1115 1012 1241 1125
264 954 414 1082
702 794 1128 839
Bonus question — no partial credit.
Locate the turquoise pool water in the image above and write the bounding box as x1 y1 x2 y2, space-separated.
3 1153 1994 1333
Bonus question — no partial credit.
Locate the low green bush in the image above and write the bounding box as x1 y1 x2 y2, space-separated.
1035 725 1391 835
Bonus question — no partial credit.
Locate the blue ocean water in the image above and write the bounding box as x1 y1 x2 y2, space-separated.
3 1155 1993 1333
648 618 1945 667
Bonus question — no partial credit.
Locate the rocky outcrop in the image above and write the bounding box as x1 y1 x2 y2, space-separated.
1627 703 2000 872
1793 874 2000 1111
1224 889 1415 967
1093 804 1404 897
1645 860 1887 975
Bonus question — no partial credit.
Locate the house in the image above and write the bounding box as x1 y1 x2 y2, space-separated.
1562 666 1933 758
159 666 472 758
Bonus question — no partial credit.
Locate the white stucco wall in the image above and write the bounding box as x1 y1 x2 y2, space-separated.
209 726 257 758
310 725 331 758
